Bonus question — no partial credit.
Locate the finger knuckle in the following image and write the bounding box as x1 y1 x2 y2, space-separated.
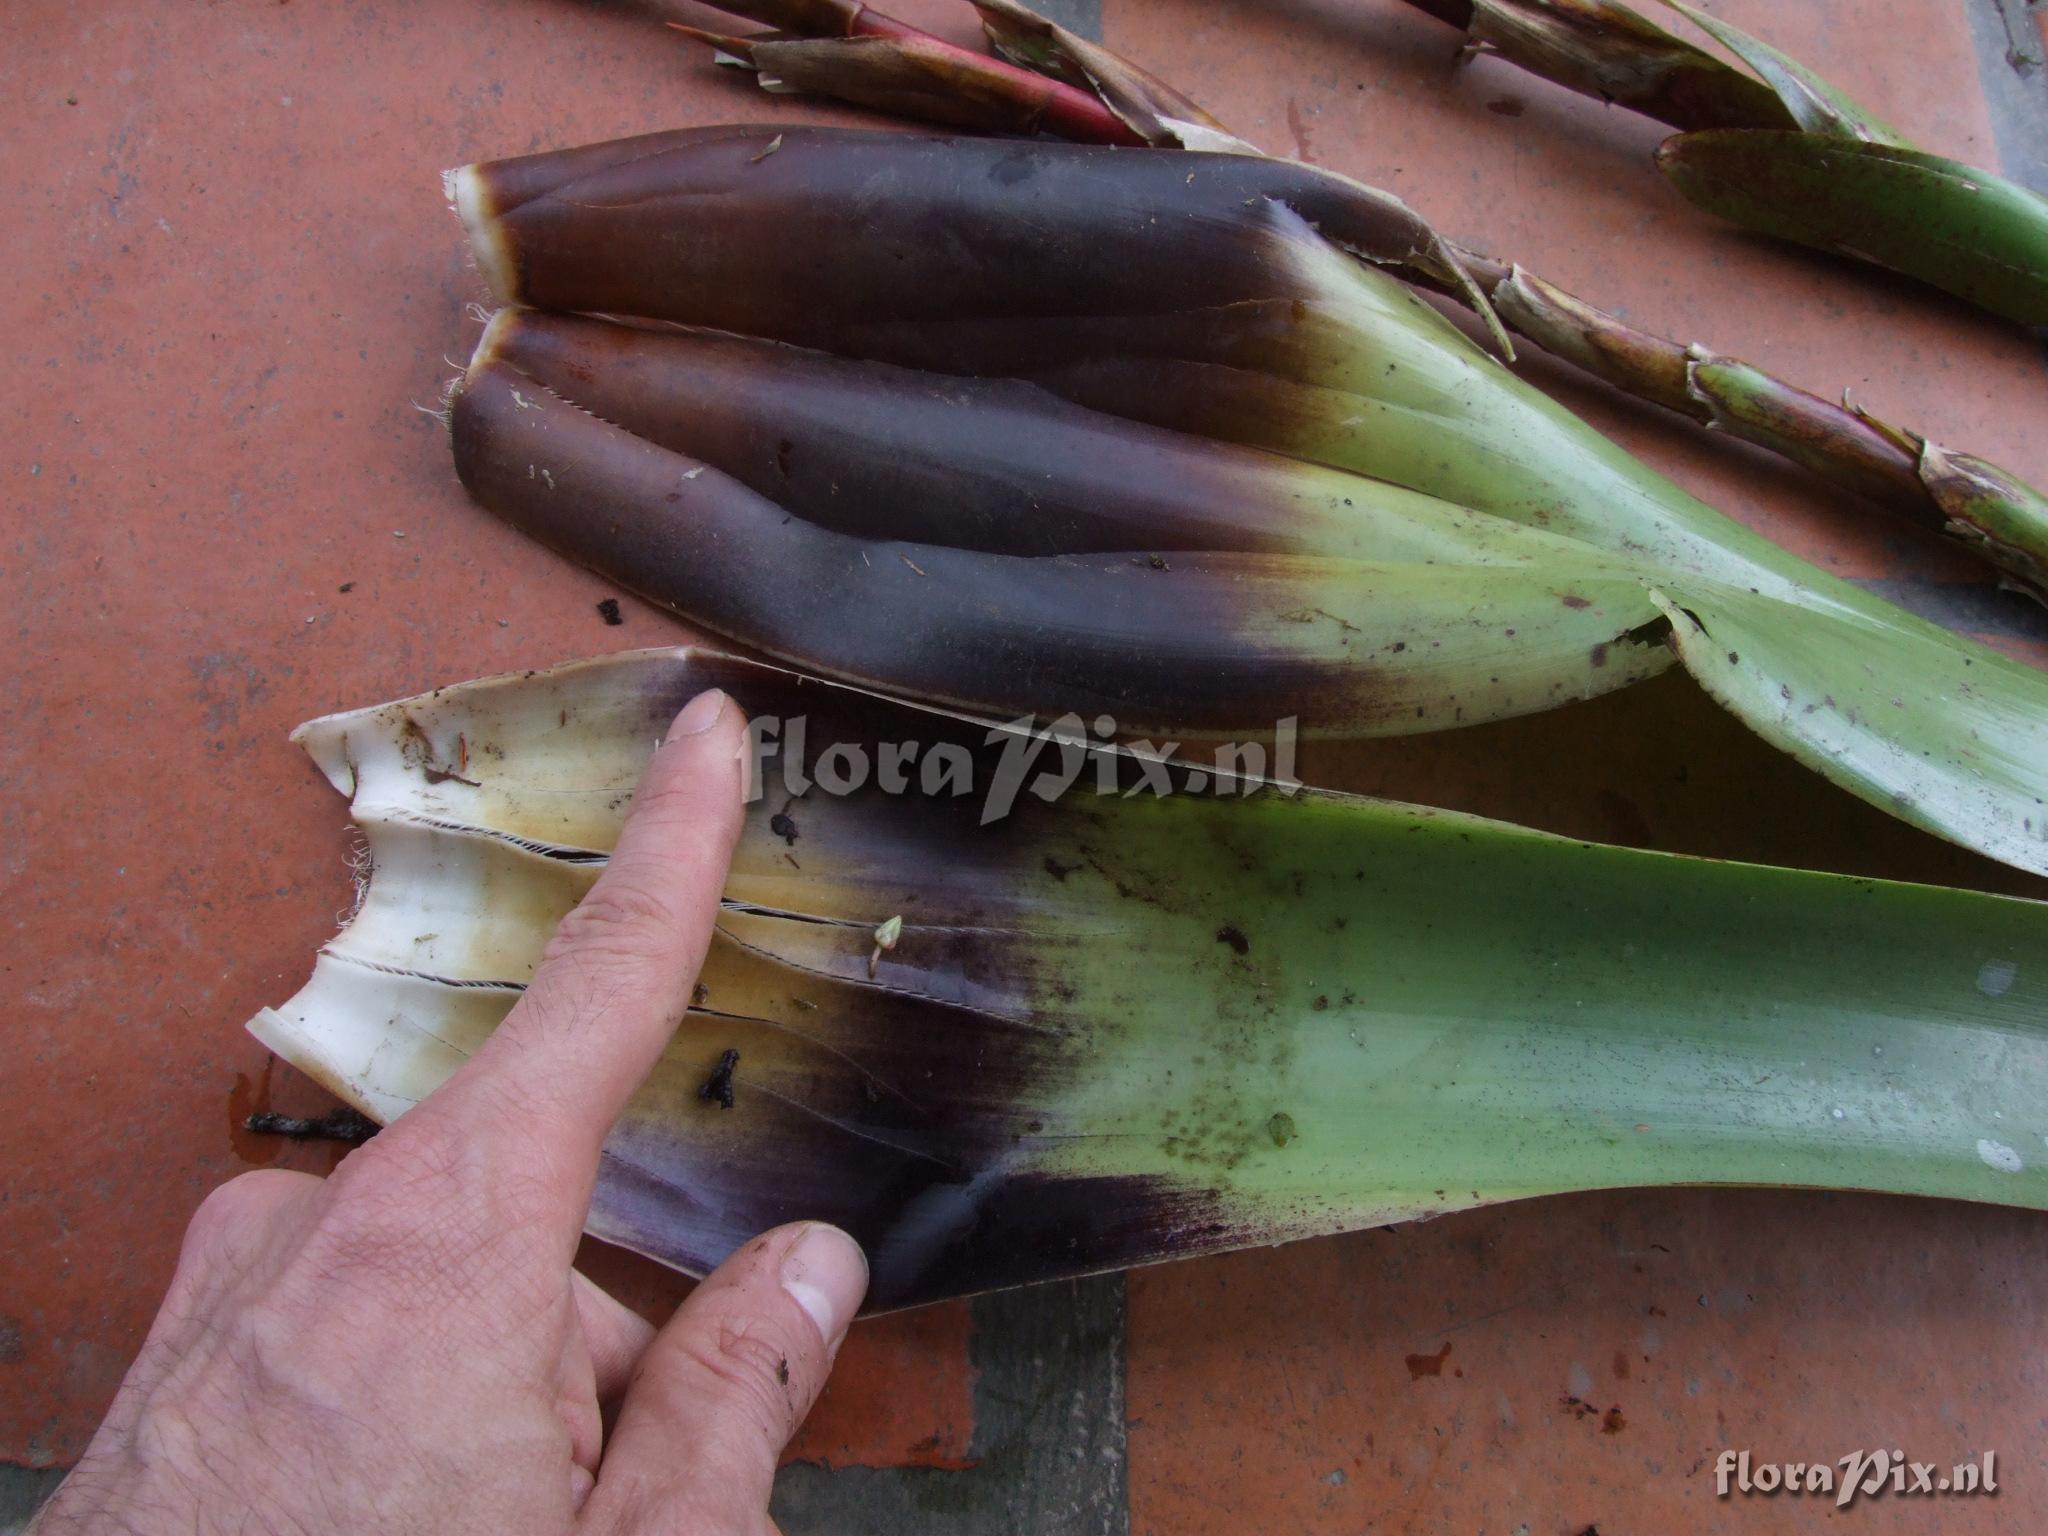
543 878 686 968
667 1318 807 1443
318 1126 480 1251
183 1170 305 1262
327 1116 467 1212
187 1172 276 1242
314 1118 560 1288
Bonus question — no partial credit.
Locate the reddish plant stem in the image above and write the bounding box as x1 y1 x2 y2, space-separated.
690 0 1146 144
1441 246 1929 509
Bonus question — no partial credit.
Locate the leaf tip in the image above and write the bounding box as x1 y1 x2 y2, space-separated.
446 162 520 304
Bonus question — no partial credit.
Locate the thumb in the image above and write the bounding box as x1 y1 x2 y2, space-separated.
584 1223 868 1531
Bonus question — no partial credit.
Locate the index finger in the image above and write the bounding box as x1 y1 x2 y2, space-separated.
395 686 748 1239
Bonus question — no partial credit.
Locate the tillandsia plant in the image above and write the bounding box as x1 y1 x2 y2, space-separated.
443 126 2048 877
1391 0 2048 327
668 0 2048 602
248 648 2048 1310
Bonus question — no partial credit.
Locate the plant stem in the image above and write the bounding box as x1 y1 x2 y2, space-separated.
1431 247 2048 601
1388 0 1793 133
687 0 1146 143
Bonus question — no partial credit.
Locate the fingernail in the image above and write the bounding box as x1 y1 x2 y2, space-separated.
668 688 728 739
781 1223 868 1345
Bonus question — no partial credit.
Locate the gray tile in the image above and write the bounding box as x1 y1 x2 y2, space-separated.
773 1276 1129 1536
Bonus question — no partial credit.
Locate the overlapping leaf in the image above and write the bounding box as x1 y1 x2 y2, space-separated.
446 127 2048 876
250 649 2048 1310
1651 0 1908 144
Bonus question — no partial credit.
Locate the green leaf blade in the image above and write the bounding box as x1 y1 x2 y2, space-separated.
1656 131 2048 325
1650 584 2048 878
1653 0 1911 143
251 651 2048 1310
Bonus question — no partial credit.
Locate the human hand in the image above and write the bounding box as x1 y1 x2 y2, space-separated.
33 687 868 1535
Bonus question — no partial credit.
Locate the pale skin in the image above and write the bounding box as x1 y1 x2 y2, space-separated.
32 688 868 1535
